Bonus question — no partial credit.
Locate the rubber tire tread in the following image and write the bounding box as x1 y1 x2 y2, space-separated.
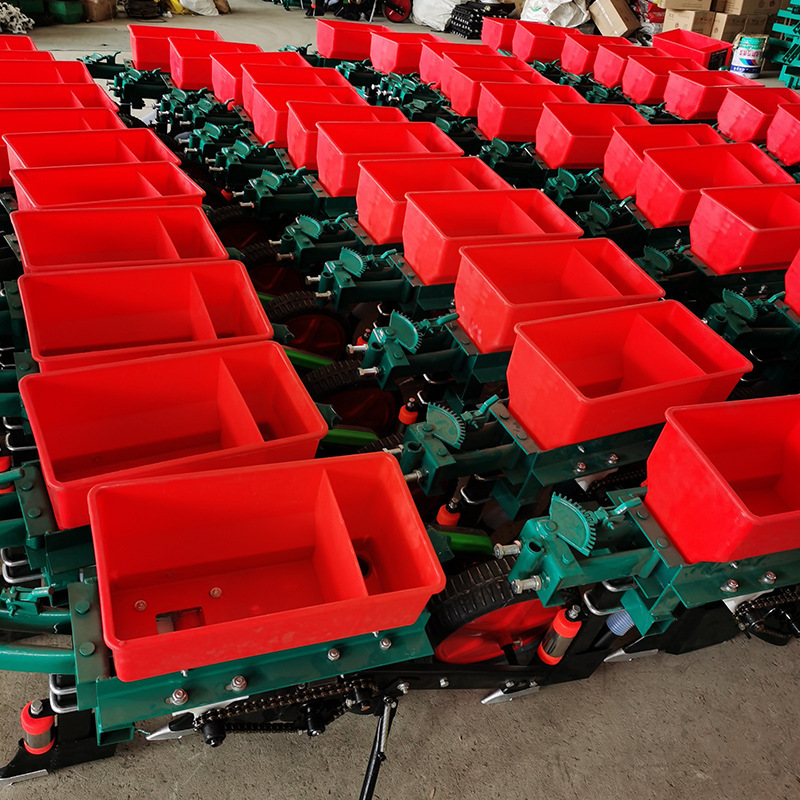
427 558 523 645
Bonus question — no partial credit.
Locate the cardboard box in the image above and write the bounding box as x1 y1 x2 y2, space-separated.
660 0 712 10
665 8 715 32
711 11 748 38
744 11 771 30
714 0 778 13
80 0 115 19
589 0 641 35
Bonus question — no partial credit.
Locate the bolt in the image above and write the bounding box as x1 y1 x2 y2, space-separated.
760 571 777 585
439 678 449 688
79 642 95 657
134 600 147 612
607 454 618 465
327 648 340 662
722 579 739 593
230 675 247 692
379 637 392 651
26 508 41 518
75 600 90 615
358 367 381 377
635 509 650 520
209 587 222 599
171 688 188 706
30 699 43 716
347 344 369 355
730 561 739 569
575 462 587 473
504 680 516 689
19 481 32 491
397 682 410 695
493 542 521 558
656 537 669 549
511 576 543 594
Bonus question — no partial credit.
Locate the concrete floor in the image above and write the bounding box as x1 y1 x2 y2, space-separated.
1 7 798 800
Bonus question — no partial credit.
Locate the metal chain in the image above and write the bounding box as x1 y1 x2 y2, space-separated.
733 586 800 621
193 677 377 732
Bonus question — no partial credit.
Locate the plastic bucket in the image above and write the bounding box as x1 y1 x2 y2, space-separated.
717 87 800 143
690 184 800 273
645 397 800 562
621 55 704 104
250 84 367 148
11 162 204 211
210 50 310 105
286 102 406 170
20 261 273 371
241 64 350 117
455 238 664 353
603 123 724 199
507 300 751 450
4 129 180 170
12 206 228 272
356 156 510 245
477 83 584 142
315 120 463 197
535 102 649 170
635 142 793 228
89 452 444 681
19 341 328 529
402 188 583 285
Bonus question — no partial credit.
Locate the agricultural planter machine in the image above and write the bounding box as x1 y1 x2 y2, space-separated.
0 18 794 800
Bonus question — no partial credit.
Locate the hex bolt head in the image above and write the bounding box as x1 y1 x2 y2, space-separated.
231 675 247 692
30 699 43 716
134 600 147 612
511 576 543 594
397 682 410 695
607 454 619 465
439 678 449 688
171 688 189 706
379 637 392 651
575 462 587 473
209 587 222 599
327 648 340 662
504 680 516 689
761 571 777 585
722 579 739 593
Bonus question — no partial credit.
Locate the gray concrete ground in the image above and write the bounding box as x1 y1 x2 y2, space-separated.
0 7 797 799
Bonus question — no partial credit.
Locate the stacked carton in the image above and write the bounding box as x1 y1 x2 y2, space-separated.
660 0 777 39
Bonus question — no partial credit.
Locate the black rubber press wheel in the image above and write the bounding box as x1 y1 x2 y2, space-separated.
266 292 350 359
303 361 401 438
427 558 559 664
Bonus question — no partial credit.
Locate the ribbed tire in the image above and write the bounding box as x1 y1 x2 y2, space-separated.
427 558 558 664
303 361 400 438
265 292 350 360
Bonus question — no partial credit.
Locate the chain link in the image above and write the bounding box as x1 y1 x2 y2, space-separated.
733 585 800 623
193 677 378 732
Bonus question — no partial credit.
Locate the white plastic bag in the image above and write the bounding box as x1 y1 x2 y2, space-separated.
412 0 458 31
180 0 219 15
521 0 588 27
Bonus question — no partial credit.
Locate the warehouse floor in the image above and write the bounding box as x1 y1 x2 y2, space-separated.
2 7 797 799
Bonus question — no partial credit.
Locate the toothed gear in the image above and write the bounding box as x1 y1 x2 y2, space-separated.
338 248 369 277
722 289 759 321
548 494 597 556
425 403 467 449
296 215 325 238
388 311 422 353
